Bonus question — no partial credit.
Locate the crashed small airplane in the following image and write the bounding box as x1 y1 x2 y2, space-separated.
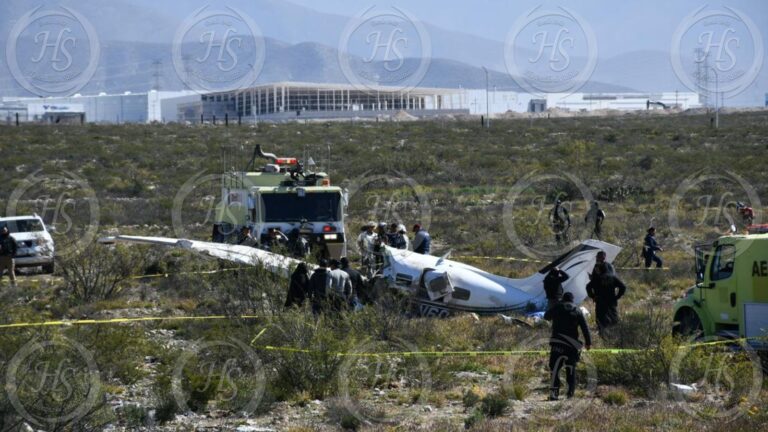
101 236 620 317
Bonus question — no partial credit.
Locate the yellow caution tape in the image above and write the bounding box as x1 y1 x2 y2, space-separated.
252 338 753 358
128 267 244 280
0 315 260 329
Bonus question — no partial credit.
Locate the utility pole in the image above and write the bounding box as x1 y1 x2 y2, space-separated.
482 66 490 128
710 66 719 129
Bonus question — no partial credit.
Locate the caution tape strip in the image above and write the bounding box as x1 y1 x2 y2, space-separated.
253 338 755 358
0 315 260 329
128 267 244 280
13 267 251 285
0 314 756 357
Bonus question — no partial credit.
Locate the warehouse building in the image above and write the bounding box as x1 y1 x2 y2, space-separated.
175 82 469 123
463 90 701 115
3 90 195 123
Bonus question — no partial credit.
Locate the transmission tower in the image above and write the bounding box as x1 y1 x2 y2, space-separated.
694 48 711 108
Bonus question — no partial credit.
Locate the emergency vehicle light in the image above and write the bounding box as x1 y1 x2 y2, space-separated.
276 158 298 165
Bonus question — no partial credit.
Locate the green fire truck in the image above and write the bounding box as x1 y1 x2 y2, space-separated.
212 145 347 259
673 233 768 349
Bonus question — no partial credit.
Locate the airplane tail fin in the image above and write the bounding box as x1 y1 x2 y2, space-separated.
541 240 621 304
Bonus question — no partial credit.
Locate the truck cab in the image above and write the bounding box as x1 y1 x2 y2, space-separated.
211 146 347 259
673 234 768 347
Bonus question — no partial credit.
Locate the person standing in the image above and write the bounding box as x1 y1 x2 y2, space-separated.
544 292 592 400
308 259 332 314
412 224 431 255
643 227 663 269
340 257 367 306
328 259 353 312
543 267 569 309
285 263 310 308
584 201 606 239
586 262 627 333
593 250 615 276
0 226 18 287
549 199 571 245
357 222 377 275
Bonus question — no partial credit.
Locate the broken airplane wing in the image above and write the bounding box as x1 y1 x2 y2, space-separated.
100 235 620 316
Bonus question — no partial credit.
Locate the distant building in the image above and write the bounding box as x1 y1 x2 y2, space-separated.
0 103 28 124
1 84 703 124
174 82 469 123
464 90 701 114
3 90 195 123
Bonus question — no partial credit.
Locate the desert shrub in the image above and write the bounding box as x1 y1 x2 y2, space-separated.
58 242 146 304
591 336 678 397
602 389 629 406
259 310 352 399
463 387 483 408
464 408 486 430
479 392 509 417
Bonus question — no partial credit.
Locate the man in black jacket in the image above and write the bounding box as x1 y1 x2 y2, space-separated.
308 259 331 314
587 262 627 332
340 257 367 306
544 292 592 400
0 225 18 287
643 227 663 269
543 267 569 309
285 262 310 308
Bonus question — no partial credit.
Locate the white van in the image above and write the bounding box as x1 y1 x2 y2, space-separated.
0 215 55 273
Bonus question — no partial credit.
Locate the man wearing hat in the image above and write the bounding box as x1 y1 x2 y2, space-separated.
643 227 663 269
544 291 592 400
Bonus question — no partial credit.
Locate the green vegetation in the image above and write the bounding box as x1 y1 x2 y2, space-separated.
0 113 766 430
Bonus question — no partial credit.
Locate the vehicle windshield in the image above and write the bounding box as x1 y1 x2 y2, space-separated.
3 219 45 233
262 192 341 222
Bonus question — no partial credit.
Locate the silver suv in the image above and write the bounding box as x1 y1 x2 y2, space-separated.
0 215 55 273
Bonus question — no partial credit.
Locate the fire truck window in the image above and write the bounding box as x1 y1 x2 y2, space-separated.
711 245 736 281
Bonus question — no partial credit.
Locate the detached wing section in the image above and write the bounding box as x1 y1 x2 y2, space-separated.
100 235 309 278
